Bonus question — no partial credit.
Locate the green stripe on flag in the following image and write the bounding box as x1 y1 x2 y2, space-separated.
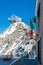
30 19 34 30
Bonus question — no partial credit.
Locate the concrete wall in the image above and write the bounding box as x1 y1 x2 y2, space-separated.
40 0 43 65
36 0 43 65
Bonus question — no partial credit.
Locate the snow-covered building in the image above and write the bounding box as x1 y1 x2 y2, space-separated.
0 15 36 57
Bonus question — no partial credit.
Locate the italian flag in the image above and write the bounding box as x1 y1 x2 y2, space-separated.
28 19 34 38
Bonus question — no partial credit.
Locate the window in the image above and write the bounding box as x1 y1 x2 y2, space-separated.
37 3 40 18
25 42 29 45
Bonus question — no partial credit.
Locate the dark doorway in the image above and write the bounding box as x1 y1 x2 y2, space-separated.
38 38 41 64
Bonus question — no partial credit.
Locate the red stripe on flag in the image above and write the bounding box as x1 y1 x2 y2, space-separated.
28 30 33 38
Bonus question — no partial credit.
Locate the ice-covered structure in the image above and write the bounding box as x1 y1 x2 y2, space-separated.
0 15 36 61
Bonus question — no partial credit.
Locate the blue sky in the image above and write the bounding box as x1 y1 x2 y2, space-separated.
0 0 36 33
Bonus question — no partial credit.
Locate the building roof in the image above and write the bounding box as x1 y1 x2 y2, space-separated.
35 0 39 16
35 0 40 16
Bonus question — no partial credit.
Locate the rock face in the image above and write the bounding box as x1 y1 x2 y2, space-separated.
0 15 36 58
